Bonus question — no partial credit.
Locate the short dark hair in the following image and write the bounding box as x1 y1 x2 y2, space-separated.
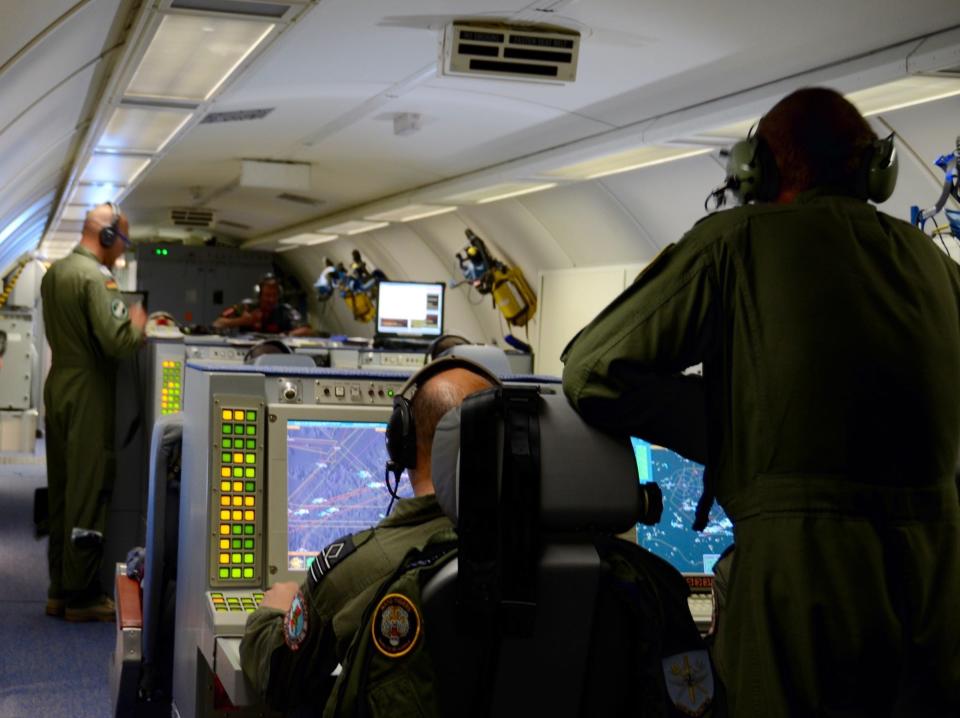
757 87 877 195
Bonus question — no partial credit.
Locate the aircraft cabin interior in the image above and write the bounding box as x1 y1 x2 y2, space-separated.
1 1 959 716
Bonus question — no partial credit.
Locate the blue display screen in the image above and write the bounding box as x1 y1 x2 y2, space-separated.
631 437 734 574
286 420 412 570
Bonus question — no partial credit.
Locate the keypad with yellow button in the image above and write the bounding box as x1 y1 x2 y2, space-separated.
159 360 183 415
210 401 262 586
206 590 266 629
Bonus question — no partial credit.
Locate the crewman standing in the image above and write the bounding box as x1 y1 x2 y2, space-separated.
42 202 146 622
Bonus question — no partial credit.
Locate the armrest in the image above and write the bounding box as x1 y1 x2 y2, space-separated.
115 573 143 629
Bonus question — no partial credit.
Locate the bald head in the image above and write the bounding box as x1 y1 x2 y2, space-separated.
80 203 129 267
757 87 877 199
409 367 494 494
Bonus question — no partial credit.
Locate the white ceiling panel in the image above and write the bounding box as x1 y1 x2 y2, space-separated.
0 0 121 135
0 0 78 69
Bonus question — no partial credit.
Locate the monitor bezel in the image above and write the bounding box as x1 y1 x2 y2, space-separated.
266 402 396 586
374 280 446 339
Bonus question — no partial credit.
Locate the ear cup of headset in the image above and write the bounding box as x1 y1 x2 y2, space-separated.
386 396 417 472
99 202 119 248
864 133 898 203
725 135 780 204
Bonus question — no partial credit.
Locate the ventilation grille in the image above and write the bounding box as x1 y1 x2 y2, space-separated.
442 22 580 83
171 0 290 19
276 192 324 207
171 208 215 227
201 108 274 124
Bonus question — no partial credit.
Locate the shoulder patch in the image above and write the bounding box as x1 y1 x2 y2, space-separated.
110 298 128 320
371 593 421 659
661 650 714 717
307 534 356 590
283 590 309 651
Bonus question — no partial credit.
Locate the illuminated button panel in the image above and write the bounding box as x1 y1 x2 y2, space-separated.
160 361 183 415
211 400 263 586
208 590 265 613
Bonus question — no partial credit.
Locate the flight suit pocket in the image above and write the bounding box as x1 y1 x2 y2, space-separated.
366 674 428 718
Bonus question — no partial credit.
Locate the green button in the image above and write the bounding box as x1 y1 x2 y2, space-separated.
246 425 256 436
235 423 245 433
244 481 255 492
221 452 231 463
231 554 241 564
219 568 229 579
243 553 254 564
245 453 255 464
232 525 242 535
243 568 254 579
222 424 231 435
246 410 256 421
232 539 242 549
222 438 232 449
231 568 241 579
244 524 254 535
245 439 256 450
244 467 255 479
244 538 254 550
233 467 243 478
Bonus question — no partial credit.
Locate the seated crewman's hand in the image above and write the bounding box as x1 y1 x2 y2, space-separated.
261 581 300 612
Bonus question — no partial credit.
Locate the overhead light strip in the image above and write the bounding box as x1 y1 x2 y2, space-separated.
585 148 713 180
475 183 556 204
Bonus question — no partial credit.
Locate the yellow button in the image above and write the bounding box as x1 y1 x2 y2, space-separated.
231 510 242 521
220 467 231 478
244 510 254 521
244 496 254 507
220 509 230 520
219 539 229 550
220 481 230 492
220 496 230 506
220 524 229 535
232 481 243 492
219 553 229 564
222 409 232 420
232 496 242 507
233 453 243 463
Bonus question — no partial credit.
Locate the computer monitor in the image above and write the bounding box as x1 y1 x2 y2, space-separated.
631 437 734 575
267 404 412 582
375 281 445 339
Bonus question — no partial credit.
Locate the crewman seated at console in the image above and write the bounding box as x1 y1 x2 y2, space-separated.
240 355 715 717
239 356 497 713
213 273 312 336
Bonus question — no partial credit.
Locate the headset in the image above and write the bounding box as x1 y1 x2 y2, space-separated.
384 357 501 508
98 202 128 248
713 129 899 208
425 334 472 363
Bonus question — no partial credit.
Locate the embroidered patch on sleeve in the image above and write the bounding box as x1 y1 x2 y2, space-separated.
307 535 356 591
371 593 421 659
110 298 128 320
283 590 308 651
661 649 714 717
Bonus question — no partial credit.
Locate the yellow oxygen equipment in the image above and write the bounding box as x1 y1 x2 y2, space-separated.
456 229 537 328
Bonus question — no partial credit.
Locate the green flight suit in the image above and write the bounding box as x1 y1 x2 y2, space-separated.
562 192 960 717
240 495 452 715
41 245 142 599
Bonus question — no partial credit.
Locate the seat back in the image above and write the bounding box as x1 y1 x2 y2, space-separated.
424 386 646 717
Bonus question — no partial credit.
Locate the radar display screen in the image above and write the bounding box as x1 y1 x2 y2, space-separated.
631 437 734 574
287 420 412 570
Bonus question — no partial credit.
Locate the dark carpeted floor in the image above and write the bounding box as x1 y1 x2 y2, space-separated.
0 458 113 718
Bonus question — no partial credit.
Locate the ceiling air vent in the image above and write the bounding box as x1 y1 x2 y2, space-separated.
201 108 274 124
441 21 580 83
170 0 291 19
171 208 215 227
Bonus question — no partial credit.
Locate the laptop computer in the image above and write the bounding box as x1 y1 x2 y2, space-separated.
374 281 445 348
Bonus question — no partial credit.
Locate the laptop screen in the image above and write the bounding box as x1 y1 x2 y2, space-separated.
375 281 445 338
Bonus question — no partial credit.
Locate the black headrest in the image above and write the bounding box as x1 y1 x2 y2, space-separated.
431 387 642 534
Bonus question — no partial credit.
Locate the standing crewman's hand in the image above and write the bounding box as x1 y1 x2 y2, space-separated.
261 581 300 612
129 302 147 333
